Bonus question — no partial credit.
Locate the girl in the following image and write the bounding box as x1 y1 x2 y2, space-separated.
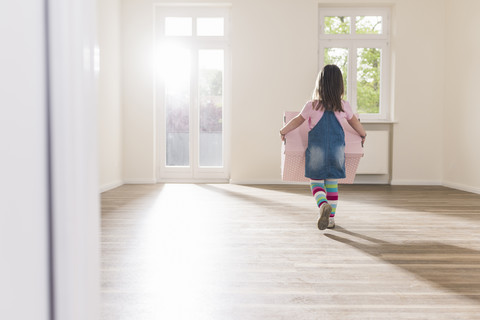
280 64 366 230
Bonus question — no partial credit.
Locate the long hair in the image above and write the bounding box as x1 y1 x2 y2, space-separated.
312 64 344 112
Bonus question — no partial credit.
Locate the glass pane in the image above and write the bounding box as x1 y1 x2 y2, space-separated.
356 16 383 34
163 46 190 166
165 17 192 36
357 48 381 114
198 50 224 167
197 18 224 36
324 16 351 34
324 48 348 97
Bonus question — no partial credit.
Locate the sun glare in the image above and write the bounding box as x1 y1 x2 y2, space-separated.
157 42 191 92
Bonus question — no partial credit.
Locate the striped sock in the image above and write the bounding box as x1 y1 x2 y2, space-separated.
310 179 327 208
325 179 338 217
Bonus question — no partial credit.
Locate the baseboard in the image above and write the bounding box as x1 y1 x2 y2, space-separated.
99 180 124 193
123 179 156 184
230 175 391 185
229 179 292 185
230 177 389 185
442 181 480 195
390 179 442 186
157 178 229 184
100 178 480 194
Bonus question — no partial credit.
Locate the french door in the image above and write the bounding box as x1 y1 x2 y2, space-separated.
155 6 230 181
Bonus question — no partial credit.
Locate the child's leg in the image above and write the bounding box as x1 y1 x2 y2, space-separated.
325 179 338 217
310 179 327 207
311 179 332 230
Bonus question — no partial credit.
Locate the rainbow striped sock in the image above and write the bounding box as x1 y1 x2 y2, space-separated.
325 179 338 217
310 180 327 208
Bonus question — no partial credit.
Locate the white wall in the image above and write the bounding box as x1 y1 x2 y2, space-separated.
443 0 480 193
389 0 445 185
98 0 123 191
230 0 318 183
121 0 156 183
117 0 480 191
0 2 51 319
120 0 449 185
313 0 446 186
119 0 322 183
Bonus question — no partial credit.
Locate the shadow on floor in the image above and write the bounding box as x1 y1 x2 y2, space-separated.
196 184 314 217
248 184 480 222
326 226 480 303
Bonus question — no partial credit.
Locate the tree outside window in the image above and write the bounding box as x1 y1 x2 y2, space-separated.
320 9 390 120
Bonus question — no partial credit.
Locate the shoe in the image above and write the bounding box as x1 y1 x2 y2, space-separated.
327 217 335 229
317 202 332 230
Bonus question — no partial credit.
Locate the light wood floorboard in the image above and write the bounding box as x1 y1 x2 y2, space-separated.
101 184 480 319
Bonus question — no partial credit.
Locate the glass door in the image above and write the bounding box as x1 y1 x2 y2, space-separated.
155 7 230 181
198 49 224 168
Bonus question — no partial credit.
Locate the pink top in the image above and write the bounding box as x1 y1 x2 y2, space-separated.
300 100 354 130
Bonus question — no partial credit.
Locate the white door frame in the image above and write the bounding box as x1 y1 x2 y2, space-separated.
154 5 231 183
47 0 100 319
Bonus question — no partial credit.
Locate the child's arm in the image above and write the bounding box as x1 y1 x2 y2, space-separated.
347 115 367 146
280 114 305 141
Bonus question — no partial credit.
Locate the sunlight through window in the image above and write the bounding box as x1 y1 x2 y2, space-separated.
157 43 190 92
197 18 224 36
165 17 192 36
157 43 191 167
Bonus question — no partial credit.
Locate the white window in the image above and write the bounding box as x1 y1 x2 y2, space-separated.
155 6 231 181
319 7 391 121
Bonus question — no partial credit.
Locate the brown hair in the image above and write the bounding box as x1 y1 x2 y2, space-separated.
312 64 344 112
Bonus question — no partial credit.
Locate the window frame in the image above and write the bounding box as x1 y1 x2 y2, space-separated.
319 7 391 121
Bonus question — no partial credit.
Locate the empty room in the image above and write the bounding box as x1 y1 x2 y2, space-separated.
2 0 480 319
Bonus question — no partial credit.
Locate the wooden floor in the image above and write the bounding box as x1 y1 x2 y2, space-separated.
101 184 480 320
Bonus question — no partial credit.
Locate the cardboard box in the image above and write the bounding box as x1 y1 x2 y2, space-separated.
281 111 364 184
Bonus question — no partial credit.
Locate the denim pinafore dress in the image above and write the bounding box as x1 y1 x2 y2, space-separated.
305 111 346 180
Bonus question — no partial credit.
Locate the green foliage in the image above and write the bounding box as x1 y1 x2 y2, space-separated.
199 69 223 132
357 48 380 114
324 48 348 97
323 16 382 114
356 16 382 35
324 16 350 34
199 69 223 96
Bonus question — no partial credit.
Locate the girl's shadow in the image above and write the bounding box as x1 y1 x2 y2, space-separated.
325 227 480 302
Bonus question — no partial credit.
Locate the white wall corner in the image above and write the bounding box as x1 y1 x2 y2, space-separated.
442 181 480 195
100 180 124 193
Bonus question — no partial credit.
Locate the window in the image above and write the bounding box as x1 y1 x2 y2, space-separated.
319 8 390 121
155 6 230 181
